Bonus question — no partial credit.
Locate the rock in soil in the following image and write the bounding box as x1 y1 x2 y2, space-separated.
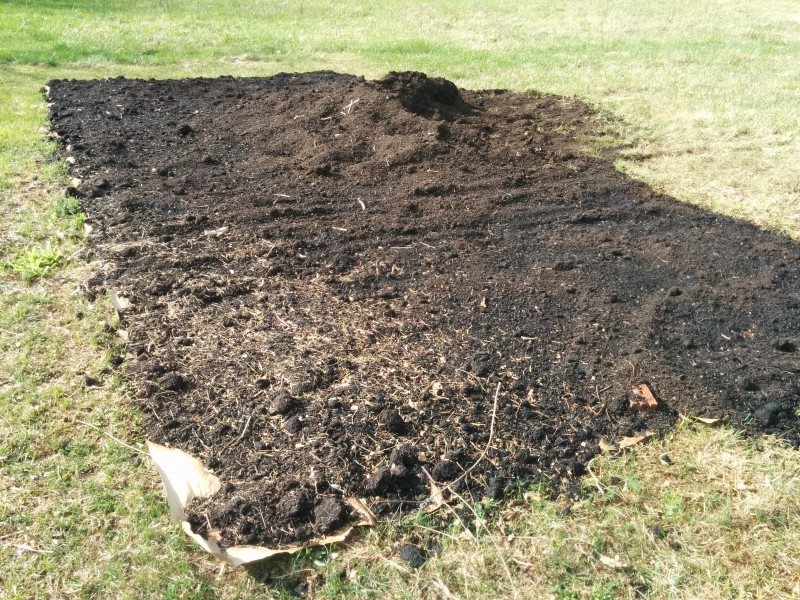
46 71 800 548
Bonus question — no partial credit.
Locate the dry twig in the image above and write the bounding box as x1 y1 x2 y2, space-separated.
447 382 502 491
75 419 146 456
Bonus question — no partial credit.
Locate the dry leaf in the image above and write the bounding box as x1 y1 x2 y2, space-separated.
618 431 653 449
347 497 377 527
693 416 721 425
599 438 617 452
421 481 447 514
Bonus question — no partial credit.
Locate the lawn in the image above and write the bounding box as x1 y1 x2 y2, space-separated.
1 1 799 598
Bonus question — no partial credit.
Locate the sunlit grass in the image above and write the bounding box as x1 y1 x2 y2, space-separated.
309 424 800 599
2 243 62 282
0 0 798 597
1 1 798 235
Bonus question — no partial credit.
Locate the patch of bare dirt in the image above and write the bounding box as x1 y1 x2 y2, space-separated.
47 71 799 548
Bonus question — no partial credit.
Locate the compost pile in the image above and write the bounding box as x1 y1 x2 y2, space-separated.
47 72 799 548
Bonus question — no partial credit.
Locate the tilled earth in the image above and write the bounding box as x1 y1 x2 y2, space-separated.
47 71 799 548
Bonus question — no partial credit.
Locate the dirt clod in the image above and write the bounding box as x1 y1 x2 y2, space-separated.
283 414 304 434
736 376 760 392
158 372 186 392
364 469 392 496
774 340 797 353
398 543 427 568
269 391 296 416
755 402 782 427
379 408 407 434
390 444 418 468
377 71 461 114
485 477 505 500
431 459 460 482
314 497 347 534
277 492 310 520
313 163 332 176
667 287 683 297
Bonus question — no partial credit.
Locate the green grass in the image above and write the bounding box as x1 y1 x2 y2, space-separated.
1 1 799 598
1 0 798 235
293 427 800 598
3 243 62 281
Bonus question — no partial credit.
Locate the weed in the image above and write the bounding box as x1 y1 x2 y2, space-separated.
3 243 62 282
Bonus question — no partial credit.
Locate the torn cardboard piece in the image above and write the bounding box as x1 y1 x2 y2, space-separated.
147 441 221 522
147 441 376 566
109 290 130 313
180 500 373 567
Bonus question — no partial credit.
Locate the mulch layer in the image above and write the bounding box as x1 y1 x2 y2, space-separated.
46 71 799 549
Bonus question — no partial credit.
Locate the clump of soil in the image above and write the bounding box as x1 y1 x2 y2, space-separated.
376 71 463 114
46 71 799 548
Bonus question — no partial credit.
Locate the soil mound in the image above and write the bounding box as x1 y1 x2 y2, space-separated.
376 71 463 113
46 72 799 549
